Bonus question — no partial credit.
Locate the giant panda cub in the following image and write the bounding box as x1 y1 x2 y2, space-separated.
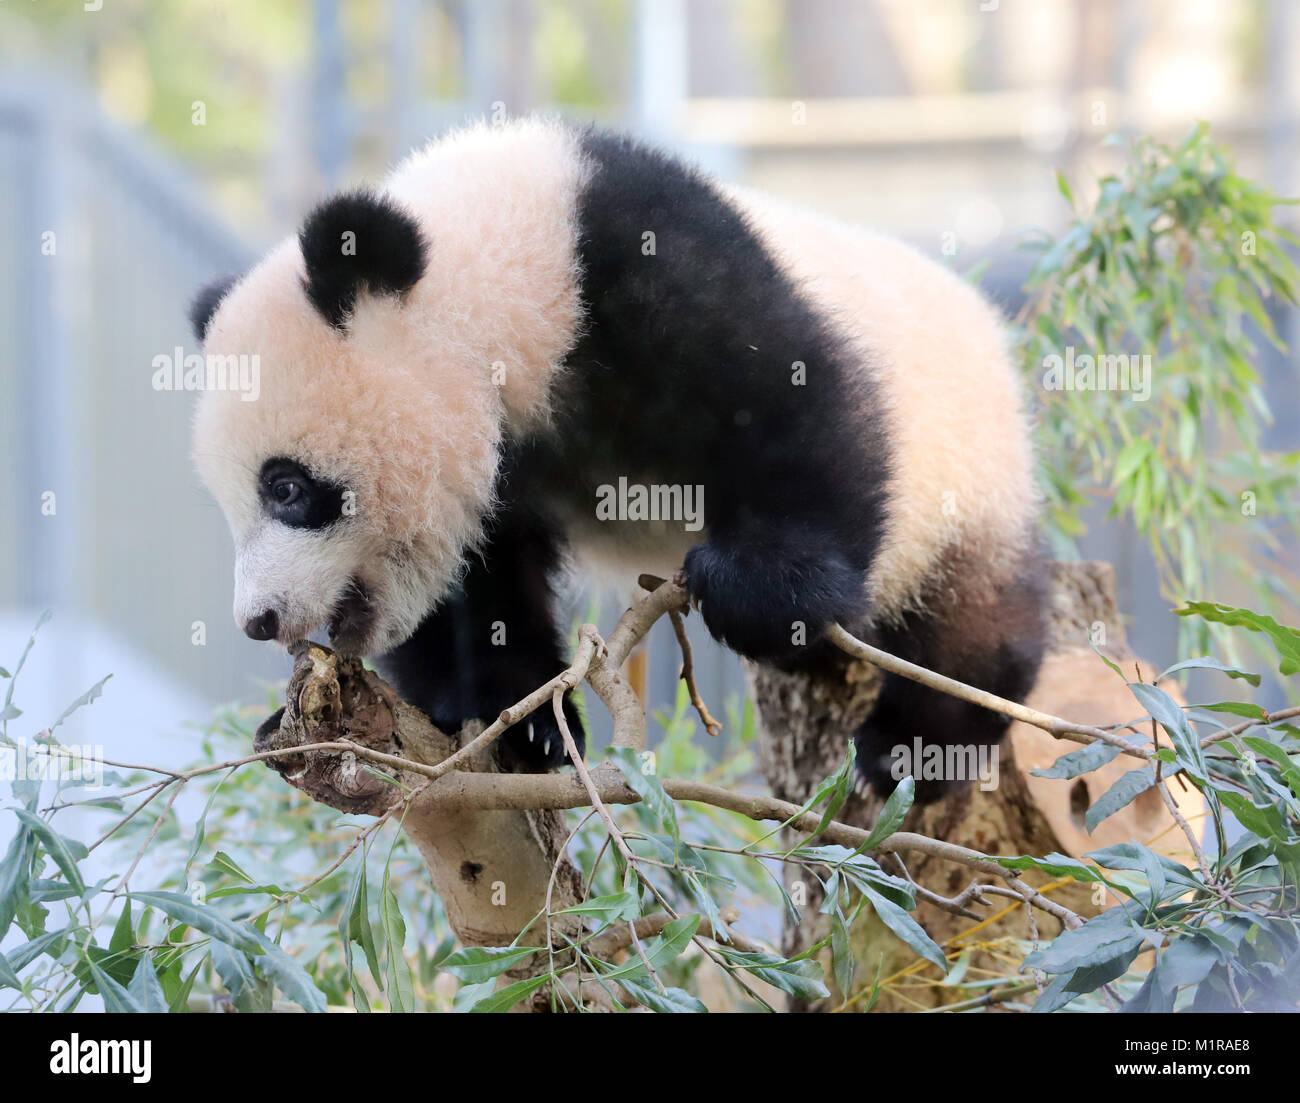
191 119 1045 801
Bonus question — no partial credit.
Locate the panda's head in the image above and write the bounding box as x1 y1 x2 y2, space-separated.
191 189 504 655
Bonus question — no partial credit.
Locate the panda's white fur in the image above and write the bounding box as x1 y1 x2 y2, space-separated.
718 185 1038 620
194 120 589 652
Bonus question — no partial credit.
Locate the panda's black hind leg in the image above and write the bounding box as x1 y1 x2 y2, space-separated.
853 558 1046 804
853 677 1020 804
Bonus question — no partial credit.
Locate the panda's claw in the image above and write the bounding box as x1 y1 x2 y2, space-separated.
495 691 586 773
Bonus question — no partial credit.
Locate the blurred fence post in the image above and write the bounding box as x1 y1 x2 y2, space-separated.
633 0 687 141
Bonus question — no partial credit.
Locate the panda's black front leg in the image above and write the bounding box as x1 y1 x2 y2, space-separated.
375 505 582 772
682 521 868 668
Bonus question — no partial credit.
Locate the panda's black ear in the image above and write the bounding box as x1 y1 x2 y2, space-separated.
298 189 428 330
189 275 239 342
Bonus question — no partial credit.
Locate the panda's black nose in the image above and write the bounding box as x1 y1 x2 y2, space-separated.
243 609 280 641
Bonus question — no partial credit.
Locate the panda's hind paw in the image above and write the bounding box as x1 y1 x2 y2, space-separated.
497 693 586 773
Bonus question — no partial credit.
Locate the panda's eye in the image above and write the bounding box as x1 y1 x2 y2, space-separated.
272 479 302 505
259 457 347 530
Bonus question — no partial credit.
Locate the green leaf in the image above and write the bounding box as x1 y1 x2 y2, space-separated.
87 960 145 1014
1196 701 1268 720
808 746 857 839
202 846 252 888
1032 737 1130 780
554 892 641 923
440 945 540 984
1112 438 1154 487
1123 967 1176 1013
1031 939 1144 1013
50 674 112 732
127 891 264 954
468 973 550 1013
1218 790 1288 840
167 959 203 1014
0 826 35 938
1090 643 1129 681
1055 169 1075 205
340 851 382 995
860 883 945 969
830 910 855 998
1086 843 1202 895
14 810 87 896
254 939 329 1013
1241 736 1300 798
995 852 1118 888
109 898 135 957
602 915 700 982
716 947 831 1000
1154 936 1221 993
2 610 51 714
618 977 709 1013
1158 656 1260 687
1024 909 1146 975
380 886 413 1013
7 930 66 972
608 746 681 859
859 777 913 849
1085 766 1156 832
0 951 21 990
1127 682 1207 780
127 952 169 1013
1176 603 1300 676
209 939 255 999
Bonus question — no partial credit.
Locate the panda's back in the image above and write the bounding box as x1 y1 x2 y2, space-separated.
720 185 1039 618
379 121 1038 623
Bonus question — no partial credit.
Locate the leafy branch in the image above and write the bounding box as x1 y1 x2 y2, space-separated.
1018 122 1300 660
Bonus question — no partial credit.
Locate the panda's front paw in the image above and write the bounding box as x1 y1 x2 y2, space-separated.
683 537 865 661
497 692 585 772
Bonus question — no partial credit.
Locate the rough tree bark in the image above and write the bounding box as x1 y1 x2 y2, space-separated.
254 643 598 1012
749 561 1206 1012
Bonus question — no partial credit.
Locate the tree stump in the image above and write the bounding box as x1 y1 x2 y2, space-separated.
748 561 1206 1012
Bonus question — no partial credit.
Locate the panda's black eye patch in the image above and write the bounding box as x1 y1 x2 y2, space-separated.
258 457 347 529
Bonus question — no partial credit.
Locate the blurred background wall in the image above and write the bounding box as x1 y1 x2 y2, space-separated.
0 0 1297 765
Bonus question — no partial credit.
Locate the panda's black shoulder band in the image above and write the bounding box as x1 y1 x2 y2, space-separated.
299 190 428 330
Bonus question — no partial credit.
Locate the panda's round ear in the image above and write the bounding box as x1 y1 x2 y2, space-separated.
189 274 239 342
298 189 428 330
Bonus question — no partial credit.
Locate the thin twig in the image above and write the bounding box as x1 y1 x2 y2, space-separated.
669 610 722 737
826 623 1151 757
